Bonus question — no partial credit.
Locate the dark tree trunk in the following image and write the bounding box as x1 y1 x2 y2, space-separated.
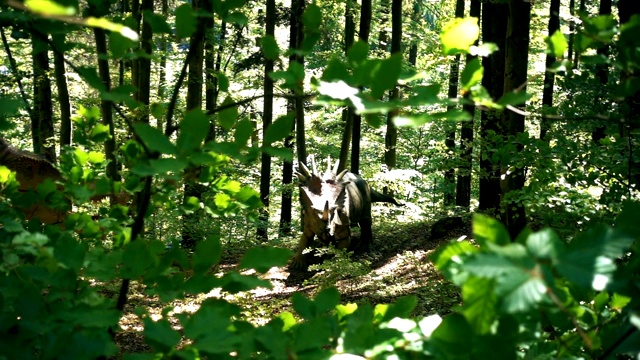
501 0 531 239
478 1 507 215
573 0 587 66
52 35 71 147
351 0 371 174
444 0 465 206
181 0 207 249
338 0 356 173
591 0 612 144
136 0 153 124
31 32 55 162
567 0 575 63
205 18 224 142
157 0 169 113
540 0 561 140
257 0 276 242
455 0 480 208
383 0 401 176
280 0 304 235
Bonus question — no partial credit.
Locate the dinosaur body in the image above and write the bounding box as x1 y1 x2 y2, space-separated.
290 157 402 269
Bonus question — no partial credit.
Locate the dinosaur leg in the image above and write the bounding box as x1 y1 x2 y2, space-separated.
290 230 314 269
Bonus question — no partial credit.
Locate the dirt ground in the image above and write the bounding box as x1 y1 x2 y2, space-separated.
114 216 472 356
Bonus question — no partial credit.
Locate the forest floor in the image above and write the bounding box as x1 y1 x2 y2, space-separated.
113 214 472 356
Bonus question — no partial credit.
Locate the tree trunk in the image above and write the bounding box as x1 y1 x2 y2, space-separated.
181 0 207 249
567 0 575 63
540 0 561 140
279 0 304 235
455 0 480 208
31 31 55 162
52 35 72 147
444 0 465 206
350 0 371 174
135 0 153 124
501 0 531 239
383 0 401 177
478 1 507 215
257 0 276 242
205 18 224 142
590 0 612 144
338 0 355 173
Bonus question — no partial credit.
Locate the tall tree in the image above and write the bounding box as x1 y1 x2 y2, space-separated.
478 1 507 215
590 0 611 143
205 18 226 142
567 0 575 63
540 0 561 140
443 0 465 206
181 0 207 249
455 0 480 208
279 0 304 235
257 0 276 241
383 0 401 177
500 0 532 238
136 0 154 124
337 0 356 173
350 0 372 174
31 31 54 162
52 34 71 146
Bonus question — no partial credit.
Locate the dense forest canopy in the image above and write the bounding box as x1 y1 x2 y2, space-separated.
0 0 639 358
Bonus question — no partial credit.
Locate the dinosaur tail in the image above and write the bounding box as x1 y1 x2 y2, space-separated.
370 189 403 206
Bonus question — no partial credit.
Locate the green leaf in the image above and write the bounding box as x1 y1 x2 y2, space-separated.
431 313 473 357
54 236 87 272
495 269 547 313
109 32 135 58
143 10 172 34
25 0 75 16
313 287 340 313
224 11 248 26
526 228 564 263
86 17 138 41
192 235 222 273
460 58 483 91
177 109 209 154
143 318 181 352
219 97 238 131
461 277 497 334
218 271 272 293
615 200 640 237
497 91 532 106
302 3 321 32
261 35 280 60
380 296 417 322
430 239 478 270
122 241 156 278
263 114 294 146
133 123 176 155
348 41 369 64
546 30 568 58
473 214 510 247
441 17 480 55
370 53 402 98
464 253 519 278
292 292 315 320
175 4 196 39
238 246 292 273
234 119 254 146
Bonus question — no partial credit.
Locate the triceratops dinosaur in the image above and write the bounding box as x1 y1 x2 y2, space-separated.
290 157 402 269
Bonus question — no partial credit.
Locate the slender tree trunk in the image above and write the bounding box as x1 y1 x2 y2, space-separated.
455 0 480 208
338 0 355 173
383 0 401 178
540 0 561 140
204 17 221 142
501 0 531 239
136 0 153 124
280 0 304 235
478 1 507 215
444 0 465 206
351 0 372 174
591 0 611 144
257 0 276 242
573 0 587 66
567 0 575 64
181 0 207 249
617 0 640 187
52 34 72 146
31 32 55 162
157 0 169 111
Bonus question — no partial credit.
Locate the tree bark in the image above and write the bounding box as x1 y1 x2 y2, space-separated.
455 0 480 208
540 0 561 140
501 0 531 239
337 0 355 173
478 1 507 215
350 0 372 174
52 34 72 146
31 31 55 162
444 0 465 206
257 0 276 242
136 0 153 124
383 0 401 177
591 0 612 144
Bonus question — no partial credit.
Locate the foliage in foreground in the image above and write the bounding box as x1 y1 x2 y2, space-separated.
0 199 638 359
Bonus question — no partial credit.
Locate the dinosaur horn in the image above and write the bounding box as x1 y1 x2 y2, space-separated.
295 172 307 182
336 169 349 182
332 158 340 177
324 156 334 179
322 201 329 221
311 155 318 176
298 162 311 178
